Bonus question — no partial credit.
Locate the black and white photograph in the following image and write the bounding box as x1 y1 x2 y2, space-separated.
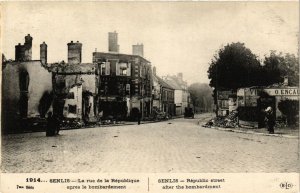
0 1 299 192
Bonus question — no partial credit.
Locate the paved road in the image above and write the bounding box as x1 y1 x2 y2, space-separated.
1 113 299 173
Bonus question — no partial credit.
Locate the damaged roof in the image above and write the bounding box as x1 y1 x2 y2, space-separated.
49 62 96 74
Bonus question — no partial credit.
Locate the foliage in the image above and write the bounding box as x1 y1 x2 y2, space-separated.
277 99 299 126
188 83 214 112
262 51 299 86
207 42 261 103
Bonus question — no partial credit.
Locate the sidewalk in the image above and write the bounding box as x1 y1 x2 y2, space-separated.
198 113 299 139
200 122 299 139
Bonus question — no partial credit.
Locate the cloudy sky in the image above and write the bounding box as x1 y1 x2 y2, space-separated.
1 2 298 84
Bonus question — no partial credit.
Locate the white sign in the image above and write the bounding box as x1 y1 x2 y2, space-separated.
264 88 299 96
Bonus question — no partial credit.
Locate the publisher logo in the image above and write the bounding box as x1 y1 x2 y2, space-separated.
280 182 293 189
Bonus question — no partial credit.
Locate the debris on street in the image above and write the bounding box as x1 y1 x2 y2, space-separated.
203 111 238 128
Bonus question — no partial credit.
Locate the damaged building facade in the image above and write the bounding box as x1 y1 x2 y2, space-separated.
237 80 299 128
2 35 52 134
92 32 153 120
213 77 299 128
2 32 192 134
51 41 98 124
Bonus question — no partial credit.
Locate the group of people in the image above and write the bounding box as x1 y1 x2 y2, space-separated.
46 112 60 136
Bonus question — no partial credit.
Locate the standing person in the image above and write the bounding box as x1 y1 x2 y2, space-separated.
137 109 141 125
265 106 275 134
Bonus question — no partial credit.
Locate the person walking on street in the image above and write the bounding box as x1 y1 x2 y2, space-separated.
265 106 275 134
137 110 141 125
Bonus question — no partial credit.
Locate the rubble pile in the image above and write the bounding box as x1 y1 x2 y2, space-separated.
203 111 238 128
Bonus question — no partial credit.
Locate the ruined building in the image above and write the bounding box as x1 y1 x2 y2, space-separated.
51 41 98 123
93 31 153 120
2 35 52 134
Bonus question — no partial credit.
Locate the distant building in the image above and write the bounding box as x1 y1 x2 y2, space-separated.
2 35 52 134
163 73 190 115
152 67 175 116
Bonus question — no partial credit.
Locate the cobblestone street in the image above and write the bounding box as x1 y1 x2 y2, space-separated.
1 113 299 173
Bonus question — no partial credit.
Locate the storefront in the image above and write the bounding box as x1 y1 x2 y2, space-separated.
237 86 299 128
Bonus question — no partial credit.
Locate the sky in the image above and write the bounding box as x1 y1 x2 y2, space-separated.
1 2 299 84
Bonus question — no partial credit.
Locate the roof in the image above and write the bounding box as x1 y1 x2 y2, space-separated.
49 62 96 74
93 52 150 63
154 75 174 90
163 75 187 90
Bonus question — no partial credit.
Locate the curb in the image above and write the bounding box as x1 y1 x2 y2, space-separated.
199 121 298 139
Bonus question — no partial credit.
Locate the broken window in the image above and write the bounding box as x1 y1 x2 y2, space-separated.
116 63 131 76
68 105 77 114
19 69 29 91
66 92 75 99
100 62 110 75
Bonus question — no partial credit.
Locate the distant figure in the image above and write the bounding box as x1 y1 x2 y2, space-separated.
138 110 141 125
265 106 275 134
46 112 60 136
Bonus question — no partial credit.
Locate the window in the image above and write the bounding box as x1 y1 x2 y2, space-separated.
68 105 77 114
116 63 131 76
66 92 75 99
100 62 110 75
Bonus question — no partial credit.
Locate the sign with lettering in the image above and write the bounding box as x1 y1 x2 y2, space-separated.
264 88 299 96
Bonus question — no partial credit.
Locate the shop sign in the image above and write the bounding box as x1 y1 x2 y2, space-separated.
264 88 299 96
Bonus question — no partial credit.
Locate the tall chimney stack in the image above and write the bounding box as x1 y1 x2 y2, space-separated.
153 66 156 76
108 31 119 53
24 34 32 61
132 43 144 57
40 42 47 65
177 73 183 80
67 41 82 64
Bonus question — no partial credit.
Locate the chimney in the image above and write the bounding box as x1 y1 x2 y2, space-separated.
283 76 288 86
108 31 119 53
24 34 33 61
15 43 23 61
132 43 144 57
177 73 183 80
40 42 47 65
67 41 82 64
153 66 156 76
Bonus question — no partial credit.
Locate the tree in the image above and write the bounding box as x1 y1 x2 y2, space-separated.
207 42 261 103
262 51 299 86
278 99 299 126
188 83 214 113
